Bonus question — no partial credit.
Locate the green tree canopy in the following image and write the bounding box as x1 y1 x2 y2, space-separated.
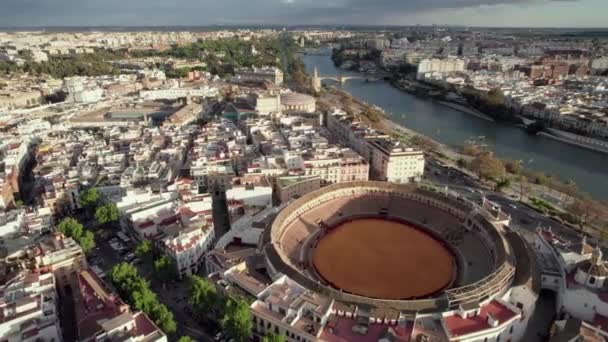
262 334 286 342
78 231 96 254
109 263 177 335
56 218 96 254
135 240 153 258
154 256 177 283
57 218 84 239
109 262 139 287
190 275 220 316
79 188 100 208
95 203 120 225
221 299 252 342
151 303 177 334
495 178 512 193
177 337 194 342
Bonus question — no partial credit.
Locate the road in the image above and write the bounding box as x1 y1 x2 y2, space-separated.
423 158 585 245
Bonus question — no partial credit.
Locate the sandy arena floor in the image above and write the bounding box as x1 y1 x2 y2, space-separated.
312 218 455 299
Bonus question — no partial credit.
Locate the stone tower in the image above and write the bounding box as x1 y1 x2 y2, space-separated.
312 67 321 92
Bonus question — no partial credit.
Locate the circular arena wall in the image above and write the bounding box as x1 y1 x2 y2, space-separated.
264 181 516 313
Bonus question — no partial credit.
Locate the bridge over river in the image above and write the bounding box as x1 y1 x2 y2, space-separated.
311 67 388 91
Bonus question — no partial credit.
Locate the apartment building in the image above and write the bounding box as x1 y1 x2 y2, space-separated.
367 138 425 183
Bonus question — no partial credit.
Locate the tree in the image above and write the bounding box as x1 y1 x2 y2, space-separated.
154 256 177 283
190 275 220 316
262 334 286 342
95 203 120 225
178 337 194 342
221 299 252 342
568 195 602 233
504 159 522 175
132 286 158 313
79 188 100 208
462 145 482 157
56 218 96 254
471 153 505 181
57 218 84 239
109 262 139 288
533 172 549 186
495 178 511 193
135 240 153 258
151 303 177 334
518 175 529 201
78 231 96 254
109 263 177 335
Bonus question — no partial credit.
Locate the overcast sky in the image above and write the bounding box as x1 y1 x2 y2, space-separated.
1 0 606 28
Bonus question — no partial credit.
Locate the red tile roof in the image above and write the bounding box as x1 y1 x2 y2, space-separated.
443 301 519 338
137 220 155 229
320 317 412 342
76 269 127 341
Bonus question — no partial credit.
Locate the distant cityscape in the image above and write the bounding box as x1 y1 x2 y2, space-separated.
0 26 607 342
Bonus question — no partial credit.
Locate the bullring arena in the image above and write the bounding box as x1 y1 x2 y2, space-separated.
263 181 537 314
312 217 456 300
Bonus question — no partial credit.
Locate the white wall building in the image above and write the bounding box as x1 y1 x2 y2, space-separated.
226 185 273 208
0 271 62 342
367 138 425 183
417 58 466 80
161 221 215 278
140 87 218 101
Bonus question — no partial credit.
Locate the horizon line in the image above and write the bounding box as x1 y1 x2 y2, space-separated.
1 24 608 30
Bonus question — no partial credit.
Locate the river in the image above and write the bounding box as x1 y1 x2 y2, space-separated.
302 53 608 202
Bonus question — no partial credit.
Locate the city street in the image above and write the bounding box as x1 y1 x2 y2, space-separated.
423 158 586 245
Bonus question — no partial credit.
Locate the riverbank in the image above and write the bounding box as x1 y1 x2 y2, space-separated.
435 100 495 122
302 52 608 201
538 129 608 156
391 79 495 122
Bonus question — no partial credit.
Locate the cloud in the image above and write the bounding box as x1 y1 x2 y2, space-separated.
0 0 594 27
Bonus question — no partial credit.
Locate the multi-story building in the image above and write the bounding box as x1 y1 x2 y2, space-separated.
326 108 389 159
0 270 62 342
367 138 425 183
140 86 218 101
250 275 333 342
275 175 321 204
302 149 369 185
280 93 316 114
32 233 87 295
0 90 44 110
234 66 284 85
417 58 466 80
252 93 281 116
159 216 215 278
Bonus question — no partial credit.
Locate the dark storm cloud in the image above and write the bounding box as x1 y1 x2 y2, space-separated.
0 0 573 26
